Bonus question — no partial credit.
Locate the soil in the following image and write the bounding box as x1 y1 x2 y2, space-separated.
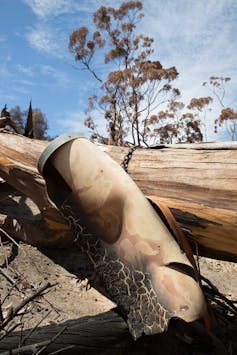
0 239 236 354
0 242 115 328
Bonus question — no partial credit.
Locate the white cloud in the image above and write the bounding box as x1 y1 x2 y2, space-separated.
25 26 61 55
0 65 10 78
23 0 81 18
14 86 31 94
0 56 12 78
23 0 114 18
48 108 108 139
40 64 69 87
0 35 7 43
50 110 89 136
16 64 34 77
23 0 115 59
141 0 237 93
40 64 57 75
0 94 17 105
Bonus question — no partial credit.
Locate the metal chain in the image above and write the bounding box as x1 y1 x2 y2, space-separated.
120 146 138 173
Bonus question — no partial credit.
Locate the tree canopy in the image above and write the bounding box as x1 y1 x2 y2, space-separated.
203 76 237 141
69 1 236 145
69 1 181 146
1 103 48 140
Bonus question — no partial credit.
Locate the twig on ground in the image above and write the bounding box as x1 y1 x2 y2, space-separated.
1 279 21 304
0 282 56 331
18 314 25 350
0 298 4 323
0 235 19 268
1 340 56 355
49 345 76 354
21 310 52 346
0 267 20 287
202 275 237 315
0 322 22 341
0 228 23 251
0 235 9 268
35 326 67 354
39 295 62 320
27 282 62 320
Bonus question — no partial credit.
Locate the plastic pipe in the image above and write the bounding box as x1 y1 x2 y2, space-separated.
38 133 207 339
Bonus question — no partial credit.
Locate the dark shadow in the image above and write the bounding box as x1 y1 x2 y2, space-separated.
0 182 39 266
40 245 107 297
0 310 219 354
0 182 39 222
0 242 18 268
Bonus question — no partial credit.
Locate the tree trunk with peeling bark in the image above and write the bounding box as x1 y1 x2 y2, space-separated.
0 130 236 261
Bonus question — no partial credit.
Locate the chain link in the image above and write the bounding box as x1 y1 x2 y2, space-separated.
120 146 138 173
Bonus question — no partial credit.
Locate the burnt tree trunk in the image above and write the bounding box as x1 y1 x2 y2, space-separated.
0 309 199 354
0 131 236 261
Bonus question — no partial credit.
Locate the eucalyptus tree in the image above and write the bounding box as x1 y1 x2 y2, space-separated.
69 1 179 146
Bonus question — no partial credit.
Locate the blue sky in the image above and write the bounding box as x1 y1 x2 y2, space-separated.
0 0 236 140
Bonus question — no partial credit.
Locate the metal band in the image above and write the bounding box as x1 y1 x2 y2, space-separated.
38 132 85 176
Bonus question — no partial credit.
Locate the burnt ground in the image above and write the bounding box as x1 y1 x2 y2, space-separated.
0 238 236 354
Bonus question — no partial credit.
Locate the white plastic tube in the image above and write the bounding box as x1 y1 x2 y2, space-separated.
38 134 207 339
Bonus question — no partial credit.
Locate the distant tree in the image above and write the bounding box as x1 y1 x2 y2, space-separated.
24 101 34 138
187 97 213 142
0 105 20 133
9 105 24 133
31 108 48 139
8 103 48 139
69 1 179 146
178 112 203 143
147 100 203 144
203 76 237 141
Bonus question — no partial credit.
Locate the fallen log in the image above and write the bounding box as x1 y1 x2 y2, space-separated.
0 131 74 247
0 131 236 261
0 309 212 354
0 310 130 354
